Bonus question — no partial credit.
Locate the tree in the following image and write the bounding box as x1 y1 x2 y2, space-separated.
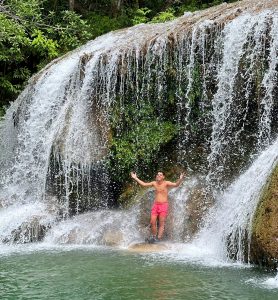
0 0 92 106
69 0 75 10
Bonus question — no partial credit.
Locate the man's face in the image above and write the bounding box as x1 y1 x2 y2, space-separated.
156 172 165 182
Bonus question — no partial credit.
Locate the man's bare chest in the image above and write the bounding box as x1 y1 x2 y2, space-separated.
154 184 167 193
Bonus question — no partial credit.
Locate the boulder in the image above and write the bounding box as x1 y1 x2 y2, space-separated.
182 184 214 241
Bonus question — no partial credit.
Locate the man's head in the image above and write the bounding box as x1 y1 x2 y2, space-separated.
155 171 165 182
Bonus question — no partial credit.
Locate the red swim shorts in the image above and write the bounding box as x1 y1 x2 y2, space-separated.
151 202 169 217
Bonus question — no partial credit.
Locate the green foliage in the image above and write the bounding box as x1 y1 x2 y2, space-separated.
110 101 155 133
188 63 202 106
174 0 237 15
151 8 175 23
109 90 179 182
109 120 178 181
0 0 92 106
0 0 238 108
0 106 6 119
86 12 130 39
45 10 92 52
31 29 59 58
132 7 151 25
7 0 42 22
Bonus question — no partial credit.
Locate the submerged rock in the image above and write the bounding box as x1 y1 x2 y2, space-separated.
128 242 169 252
250 163 278 269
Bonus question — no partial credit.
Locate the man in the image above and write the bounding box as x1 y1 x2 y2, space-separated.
130 171 185 243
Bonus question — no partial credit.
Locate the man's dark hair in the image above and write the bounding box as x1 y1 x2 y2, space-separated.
157 171 165 175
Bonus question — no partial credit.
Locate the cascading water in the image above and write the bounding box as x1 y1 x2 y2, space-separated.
258 15 278 148
0 0 277 264
207 10 278 187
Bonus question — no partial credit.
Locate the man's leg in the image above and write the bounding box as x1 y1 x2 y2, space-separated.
150 215 158 236
157 215 166 240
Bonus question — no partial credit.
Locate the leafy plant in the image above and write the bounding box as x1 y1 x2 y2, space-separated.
131 7 151 25
85 12 130 39
0 0 92 106
151 8 175 23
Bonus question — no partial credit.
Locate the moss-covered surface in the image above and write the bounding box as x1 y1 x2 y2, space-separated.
250 163 278 269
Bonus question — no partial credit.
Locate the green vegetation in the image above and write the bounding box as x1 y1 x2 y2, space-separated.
0 106 5 119
109 119 178 182
0 0 91 106
151 8 176 23
108 81 180 182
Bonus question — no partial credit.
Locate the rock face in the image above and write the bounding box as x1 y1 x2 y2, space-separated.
250 163 278 268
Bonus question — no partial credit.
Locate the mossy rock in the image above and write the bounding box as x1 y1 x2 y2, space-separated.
250 163 278 269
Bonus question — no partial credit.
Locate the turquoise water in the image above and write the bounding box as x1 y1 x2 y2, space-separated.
0 246 278 300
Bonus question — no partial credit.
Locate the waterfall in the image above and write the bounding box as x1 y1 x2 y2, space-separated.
0 0 277 252
258 16 278 148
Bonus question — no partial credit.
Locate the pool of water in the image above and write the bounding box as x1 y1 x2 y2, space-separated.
0 244 278 300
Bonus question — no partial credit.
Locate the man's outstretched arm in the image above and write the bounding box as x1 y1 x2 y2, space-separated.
166 172 185 188
130 172 154 187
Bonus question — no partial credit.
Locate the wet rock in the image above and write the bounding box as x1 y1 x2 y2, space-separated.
250 163 278 269
58 227 82 244
3 216 51 244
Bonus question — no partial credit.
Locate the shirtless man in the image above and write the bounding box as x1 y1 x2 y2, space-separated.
130 171 185 243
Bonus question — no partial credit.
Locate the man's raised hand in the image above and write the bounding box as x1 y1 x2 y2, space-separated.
130 172 137 179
